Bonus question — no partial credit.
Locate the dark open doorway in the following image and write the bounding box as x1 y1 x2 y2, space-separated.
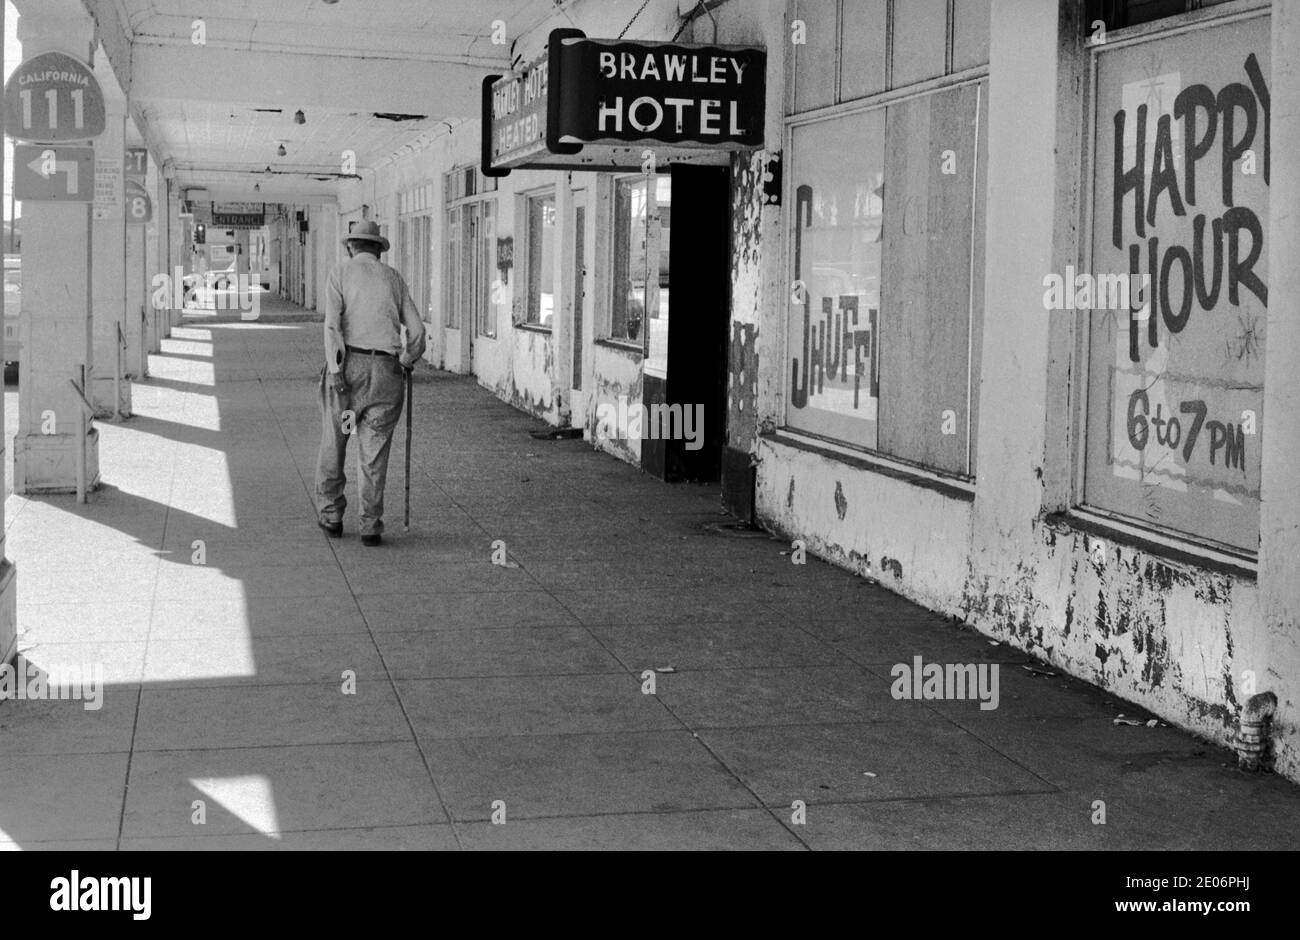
641 163 730 483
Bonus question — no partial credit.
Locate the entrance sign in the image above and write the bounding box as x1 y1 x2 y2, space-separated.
484 29 765 175
125 179 152 223
3 52 106 142
1084 12 1268 553
212 202 265 228
13 144 94 201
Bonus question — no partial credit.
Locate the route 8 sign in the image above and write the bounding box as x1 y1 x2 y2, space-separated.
125 179 153 223
3 51 106 143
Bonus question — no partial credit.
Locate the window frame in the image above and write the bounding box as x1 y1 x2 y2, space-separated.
522 186 558 330
1068 0 1270 565
780 68 988 483
443 167 500 336
606 173 671 352
789 0 991 116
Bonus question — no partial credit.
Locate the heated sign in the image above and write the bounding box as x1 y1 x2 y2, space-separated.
2 51 106 142
486 55 550 169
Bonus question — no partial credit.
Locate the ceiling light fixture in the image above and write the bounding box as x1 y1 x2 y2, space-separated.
277 144 287 156
294 110 306 124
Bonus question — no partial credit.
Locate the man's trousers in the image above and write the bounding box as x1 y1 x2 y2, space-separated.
314 351 406 536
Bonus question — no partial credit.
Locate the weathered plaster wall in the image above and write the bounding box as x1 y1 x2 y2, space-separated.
728 149 766 451
587 344 643 465
748 0 1293 781
756 439 973 614
507 328 558 421
963 519 1261 749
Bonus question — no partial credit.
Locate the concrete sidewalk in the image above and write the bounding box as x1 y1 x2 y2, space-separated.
2 297 1299 850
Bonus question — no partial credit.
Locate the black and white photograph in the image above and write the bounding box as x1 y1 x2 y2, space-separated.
0 0 1293 915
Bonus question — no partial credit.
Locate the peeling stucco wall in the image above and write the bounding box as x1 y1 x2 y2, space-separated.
745 0 1299 783
728 149 766 452
503 327 557 422
756 439 973 614
586 344 643 465
961 520 1261 752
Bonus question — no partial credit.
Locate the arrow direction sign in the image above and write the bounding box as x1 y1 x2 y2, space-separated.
13 144 94 202
30 153 80 193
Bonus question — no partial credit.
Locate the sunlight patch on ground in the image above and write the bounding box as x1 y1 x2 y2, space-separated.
190 776 281 839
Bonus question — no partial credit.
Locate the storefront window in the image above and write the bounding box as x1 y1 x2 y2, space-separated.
1082 12 1268 553
445 206 462 329
526 191 556 326
786 112 886 449
475 202 497 337
1089 0 1237 31
890 0 948 88
792 0 990 114
611 176 671 354
785 81 987 475
443 169 498 333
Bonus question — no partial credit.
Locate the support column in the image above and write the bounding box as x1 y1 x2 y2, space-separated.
0 0 16 664
159 173 175 338
1260 0 1300 780
144 155 162 353
554 179 575 422
124 139 147 379
165 179 181 331
89 98 130 417
303 209 316 310
12 4 101 496
967 1 1063 591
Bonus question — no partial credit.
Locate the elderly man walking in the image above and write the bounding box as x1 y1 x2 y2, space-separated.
315 220 426 546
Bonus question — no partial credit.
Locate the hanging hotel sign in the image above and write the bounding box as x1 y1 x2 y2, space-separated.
484 29 765 175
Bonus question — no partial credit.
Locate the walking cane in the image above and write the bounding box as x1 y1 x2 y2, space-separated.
404 366 413 531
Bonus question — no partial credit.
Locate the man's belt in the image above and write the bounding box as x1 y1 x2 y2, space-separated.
346 345 396 359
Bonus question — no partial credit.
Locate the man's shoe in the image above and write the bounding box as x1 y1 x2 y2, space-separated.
361 533 383 547
318 520 343 538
